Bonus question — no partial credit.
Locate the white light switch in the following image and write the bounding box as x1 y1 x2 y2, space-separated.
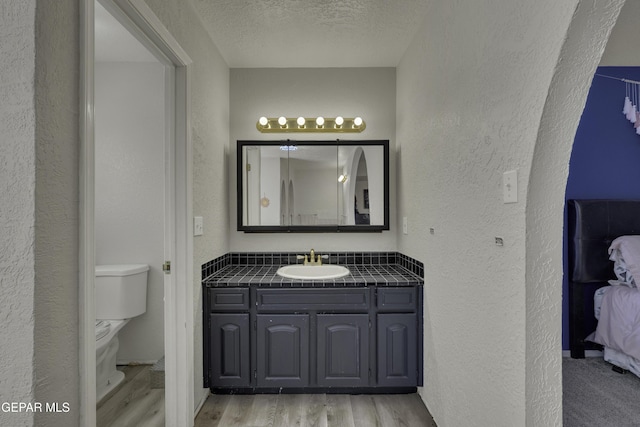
194 216 203 236
503 170 518 204
402 217 408 235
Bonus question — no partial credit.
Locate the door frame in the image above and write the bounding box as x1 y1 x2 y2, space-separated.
80 1 194 426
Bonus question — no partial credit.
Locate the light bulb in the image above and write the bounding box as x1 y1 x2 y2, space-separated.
335 116 344 126
316 116 325 127
278 116 287 127
258 116 268 126
353 117 363 127
338 174 347 183
297 117 306 127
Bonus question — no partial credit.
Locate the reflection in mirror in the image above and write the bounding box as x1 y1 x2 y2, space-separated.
243 145 284 226
238 140 389 232
338 145 384 226
289 146 337 225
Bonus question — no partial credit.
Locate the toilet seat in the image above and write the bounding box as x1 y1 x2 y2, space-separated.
95 320 111 341
96 319 127 351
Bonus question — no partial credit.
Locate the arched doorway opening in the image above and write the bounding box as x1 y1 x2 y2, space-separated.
525 0 625 423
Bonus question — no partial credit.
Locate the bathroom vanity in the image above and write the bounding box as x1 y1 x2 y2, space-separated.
202 252 423 393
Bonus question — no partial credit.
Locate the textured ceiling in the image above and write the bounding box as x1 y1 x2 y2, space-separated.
188 0 431 67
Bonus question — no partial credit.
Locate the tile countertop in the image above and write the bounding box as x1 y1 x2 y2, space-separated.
202 263 424 288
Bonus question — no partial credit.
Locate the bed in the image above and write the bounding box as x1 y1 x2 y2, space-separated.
567 199 640 374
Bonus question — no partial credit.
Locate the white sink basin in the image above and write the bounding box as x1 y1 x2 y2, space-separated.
276 264 350 280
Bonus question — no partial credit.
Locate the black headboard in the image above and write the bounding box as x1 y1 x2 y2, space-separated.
567 199 640 357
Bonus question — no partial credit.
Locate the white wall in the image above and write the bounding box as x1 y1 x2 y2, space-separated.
599 0 640 66
95 61 165 362
0 0 81 426
230 68 396 251
1 2 37 426
395 1 594 425
145 0 231 411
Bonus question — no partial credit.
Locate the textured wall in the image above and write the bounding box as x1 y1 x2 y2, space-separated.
396 0 590 425
526 1 624 426
229 67 396 252
144 0 231 410
33 0 80 425
95 62 165 363
0 1 37 425
1 0 80 426
599 0 640 67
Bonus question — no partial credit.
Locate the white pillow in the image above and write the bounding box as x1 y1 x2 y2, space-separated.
608 236 640 288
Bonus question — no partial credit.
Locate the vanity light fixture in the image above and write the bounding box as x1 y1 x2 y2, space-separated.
256 116 366 133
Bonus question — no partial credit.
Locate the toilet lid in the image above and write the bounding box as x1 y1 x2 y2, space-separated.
95 320 111 341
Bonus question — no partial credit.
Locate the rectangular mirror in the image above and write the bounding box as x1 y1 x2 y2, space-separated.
237 140 389 232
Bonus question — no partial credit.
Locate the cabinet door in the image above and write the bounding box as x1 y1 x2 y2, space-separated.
209 313 250 387
377 313 417 387
317 314 369 387
257 314 309 387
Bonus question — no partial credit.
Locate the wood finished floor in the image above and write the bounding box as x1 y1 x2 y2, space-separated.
97 365 164 427
195 393 436 427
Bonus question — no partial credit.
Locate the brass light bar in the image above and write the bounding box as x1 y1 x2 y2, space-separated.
256 116 366 133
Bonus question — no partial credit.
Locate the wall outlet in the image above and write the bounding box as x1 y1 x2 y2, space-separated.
194 216 203 236
402 217 408 235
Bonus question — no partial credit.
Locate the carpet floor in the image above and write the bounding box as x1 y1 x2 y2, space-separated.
563 356 640 426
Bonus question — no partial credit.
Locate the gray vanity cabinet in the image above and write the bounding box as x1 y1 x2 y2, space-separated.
256 314 309 387
204 284 422 392
206 288 251 387
376 287 419 387
209 313 251 387
317 314 369 387
377 313 417 387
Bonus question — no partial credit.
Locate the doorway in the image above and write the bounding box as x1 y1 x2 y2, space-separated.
94 1 166 423
80 0 194 426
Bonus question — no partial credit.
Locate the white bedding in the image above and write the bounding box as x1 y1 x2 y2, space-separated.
609 235 640 287
586 236 640 376
603 346 640 377
593 287 640 375
593 285 640 368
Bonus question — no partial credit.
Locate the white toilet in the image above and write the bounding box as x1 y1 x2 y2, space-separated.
95 264 149 402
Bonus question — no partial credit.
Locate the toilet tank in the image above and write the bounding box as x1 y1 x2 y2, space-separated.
95 264 149 320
